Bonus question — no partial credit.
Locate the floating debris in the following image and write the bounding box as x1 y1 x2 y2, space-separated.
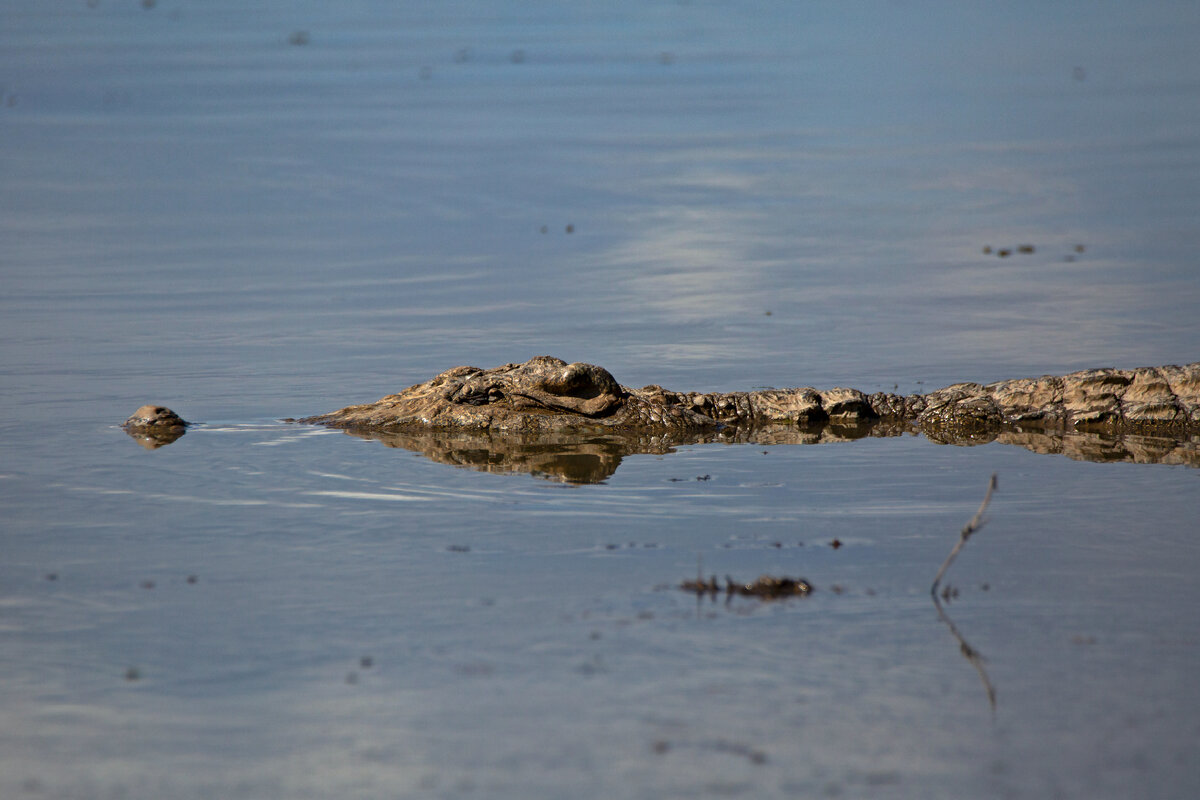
681 574 813 600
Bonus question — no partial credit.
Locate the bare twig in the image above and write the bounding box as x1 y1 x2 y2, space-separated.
931 473 997 597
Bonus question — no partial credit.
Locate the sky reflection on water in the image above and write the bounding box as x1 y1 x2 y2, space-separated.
3 1 1200 798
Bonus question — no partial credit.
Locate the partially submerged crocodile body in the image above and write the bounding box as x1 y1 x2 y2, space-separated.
123 356 1200 476
296 356 1200 436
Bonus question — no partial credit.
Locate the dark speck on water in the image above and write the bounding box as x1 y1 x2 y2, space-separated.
2 2 1199 798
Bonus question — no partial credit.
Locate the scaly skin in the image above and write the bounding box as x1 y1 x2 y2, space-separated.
122 358 1200 472
121 404 190 449
298 356 1200 436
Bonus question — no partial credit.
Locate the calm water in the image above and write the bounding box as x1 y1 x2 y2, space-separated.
2 1 1199 798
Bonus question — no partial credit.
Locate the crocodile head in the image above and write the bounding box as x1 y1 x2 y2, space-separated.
302 356 654 432
444 356 625 417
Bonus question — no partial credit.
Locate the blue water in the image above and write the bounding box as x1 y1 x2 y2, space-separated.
2 2 1199 797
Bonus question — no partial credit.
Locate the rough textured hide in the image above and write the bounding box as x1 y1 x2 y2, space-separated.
301 356 1200 436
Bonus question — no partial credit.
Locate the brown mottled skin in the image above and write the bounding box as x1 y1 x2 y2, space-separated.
121 405 190 450
122 405 189 433
299 356 1200 436
123 358 1200 471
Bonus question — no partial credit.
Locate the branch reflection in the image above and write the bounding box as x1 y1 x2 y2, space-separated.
933 592 998 714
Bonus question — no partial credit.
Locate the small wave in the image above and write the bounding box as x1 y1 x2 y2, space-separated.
306 490 436 502
70 486 322 508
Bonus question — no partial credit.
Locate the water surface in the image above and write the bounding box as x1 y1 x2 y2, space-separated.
2 1 1199 798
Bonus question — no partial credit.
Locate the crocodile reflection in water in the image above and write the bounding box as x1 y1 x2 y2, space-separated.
122 356 1200 480
334 424 1200 483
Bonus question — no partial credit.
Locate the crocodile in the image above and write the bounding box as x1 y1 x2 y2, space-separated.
293 356 1200 436
123 356 1200 475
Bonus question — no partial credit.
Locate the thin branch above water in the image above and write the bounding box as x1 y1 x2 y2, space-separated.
931 474 997 598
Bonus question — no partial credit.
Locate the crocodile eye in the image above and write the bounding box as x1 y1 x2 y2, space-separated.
556 363 621 399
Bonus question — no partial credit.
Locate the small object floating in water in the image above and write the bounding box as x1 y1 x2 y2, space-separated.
681 574 813 600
